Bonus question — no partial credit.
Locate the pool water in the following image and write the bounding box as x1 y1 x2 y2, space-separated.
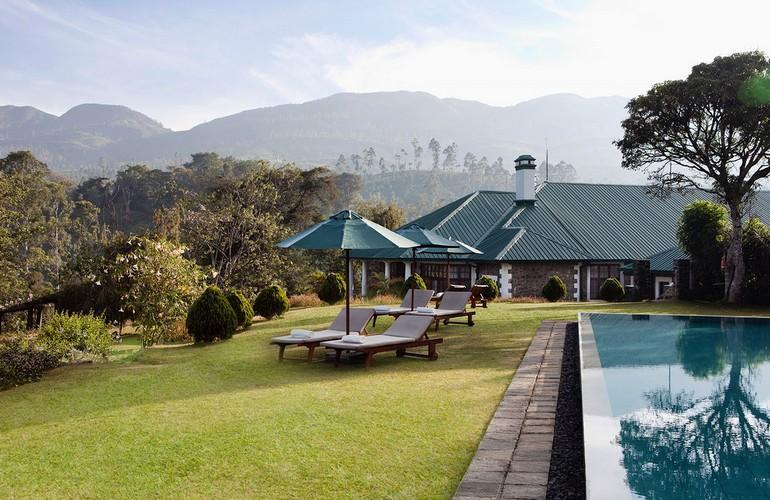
580 313 770 500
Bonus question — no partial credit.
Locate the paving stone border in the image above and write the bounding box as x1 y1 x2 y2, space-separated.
454 320 568 500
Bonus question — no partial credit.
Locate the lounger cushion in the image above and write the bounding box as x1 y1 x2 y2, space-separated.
407 308 465 317
399 289 435 308
328 308 375 332
272 329 352 344
435 291 471 311
321 334 413 350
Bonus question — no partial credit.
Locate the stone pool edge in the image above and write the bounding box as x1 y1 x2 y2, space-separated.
454 320 568 500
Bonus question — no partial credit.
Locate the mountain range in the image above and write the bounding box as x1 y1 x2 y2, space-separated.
0 91 638 182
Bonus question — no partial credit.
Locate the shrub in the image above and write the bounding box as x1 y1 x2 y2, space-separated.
309 270 327 294
186 286 238 343
162 321 192 344
254 285 290 320
38 312 112 361
318 272 347 304
289 293 324 309
600 277 625 302
475 275 500 300
542 275 567 302
0 337 59 390
227 291 255 328
401 273 427 297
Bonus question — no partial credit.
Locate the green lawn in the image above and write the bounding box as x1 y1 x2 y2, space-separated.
2 301 770 499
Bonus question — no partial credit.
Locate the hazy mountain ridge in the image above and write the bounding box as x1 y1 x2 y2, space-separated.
0 91 635 182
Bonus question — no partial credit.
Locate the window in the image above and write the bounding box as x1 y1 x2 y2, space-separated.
589 264 620 299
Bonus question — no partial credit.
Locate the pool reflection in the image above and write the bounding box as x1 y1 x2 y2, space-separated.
585 315 770 499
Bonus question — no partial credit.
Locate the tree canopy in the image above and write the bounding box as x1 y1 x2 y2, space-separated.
616 51 770 303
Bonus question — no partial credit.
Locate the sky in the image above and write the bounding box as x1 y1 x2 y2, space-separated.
1 0 769 130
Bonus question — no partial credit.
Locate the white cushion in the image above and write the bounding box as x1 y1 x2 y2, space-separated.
321 335 412 349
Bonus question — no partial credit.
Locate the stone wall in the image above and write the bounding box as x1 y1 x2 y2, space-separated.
507 262 577 300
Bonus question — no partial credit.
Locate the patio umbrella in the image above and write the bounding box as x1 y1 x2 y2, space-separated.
277 210 418 335
395 224 460 310
417 240 483 291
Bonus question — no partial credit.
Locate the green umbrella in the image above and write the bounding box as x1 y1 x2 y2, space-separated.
277 210 418 335
417 240 483 291
395 224 460 310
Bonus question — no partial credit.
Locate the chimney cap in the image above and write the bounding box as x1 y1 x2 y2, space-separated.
514 154 536 170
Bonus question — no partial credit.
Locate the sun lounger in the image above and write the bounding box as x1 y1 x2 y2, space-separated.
321 314 442 368
470 284 489 308
371 289 434 326
271 308 374 361
407 290 475 330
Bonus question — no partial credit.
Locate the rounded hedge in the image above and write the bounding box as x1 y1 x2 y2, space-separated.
600 277 625 302
254 285 290 319
318 272 347 305
475 275 500 300
227 290 255 328
186 286 238 343
401 273 427 296
542 275 567 302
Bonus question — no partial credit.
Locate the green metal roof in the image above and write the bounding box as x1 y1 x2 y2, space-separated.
355 183 770 264
648 247 689 273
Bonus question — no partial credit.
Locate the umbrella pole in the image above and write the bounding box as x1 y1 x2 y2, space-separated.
345 249 350 336
411 248 416 310
446 254 451 291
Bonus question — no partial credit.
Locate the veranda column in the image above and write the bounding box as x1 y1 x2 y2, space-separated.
360 260 368 297
470 265 477 286
404 261 412 279
384 261 391 280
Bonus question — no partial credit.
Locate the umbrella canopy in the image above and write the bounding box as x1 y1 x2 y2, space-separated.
395 224 460 310
417 240 483 256
277 210 417 250
417 240 482 291
276 210 418 336
396 224 460 249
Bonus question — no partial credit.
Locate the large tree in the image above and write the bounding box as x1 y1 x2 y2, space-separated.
616 52 770 303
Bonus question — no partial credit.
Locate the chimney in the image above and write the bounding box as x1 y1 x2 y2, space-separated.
514 154 536 205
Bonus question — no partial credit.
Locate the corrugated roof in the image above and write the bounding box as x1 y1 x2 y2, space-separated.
648 247 689 273
354 182 770 263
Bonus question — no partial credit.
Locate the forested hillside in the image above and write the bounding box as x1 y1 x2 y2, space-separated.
0 91 635 183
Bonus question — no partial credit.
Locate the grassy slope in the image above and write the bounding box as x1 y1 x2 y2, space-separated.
1 301 769 499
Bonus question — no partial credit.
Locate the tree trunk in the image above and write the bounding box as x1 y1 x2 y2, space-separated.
725 205 745 304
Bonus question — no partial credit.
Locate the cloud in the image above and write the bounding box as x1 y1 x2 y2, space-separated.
264 0 770 106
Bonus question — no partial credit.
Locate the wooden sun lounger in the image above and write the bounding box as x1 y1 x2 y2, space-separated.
470 284 489 308
321 314 442 369
271 308 374 361
407 290 475 331
371 289 434 327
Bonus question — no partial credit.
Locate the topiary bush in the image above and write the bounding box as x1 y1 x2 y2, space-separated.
401 273 427 297
227 290 255 328
600 277 625 302
186 286 238 343
0 337 59 390
542 275 567 302
318 272 347 305
254 285 290 320
475 275 500 300
38 312 112 361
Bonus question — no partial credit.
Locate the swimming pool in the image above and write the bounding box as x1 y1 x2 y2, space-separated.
580 313 770 499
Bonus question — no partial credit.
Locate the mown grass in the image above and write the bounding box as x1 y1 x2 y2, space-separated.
1 300 769 499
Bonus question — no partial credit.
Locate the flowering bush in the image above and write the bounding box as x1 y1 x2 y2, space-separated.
38 312 111 361
97 236 204 346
